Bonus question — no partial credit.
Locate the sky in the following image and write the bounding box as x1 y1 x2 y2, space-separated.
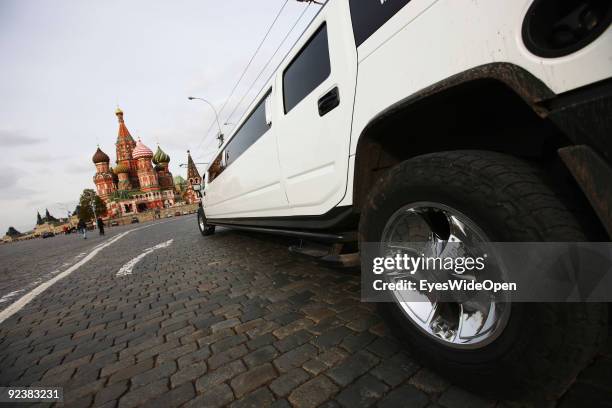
0 0 320 234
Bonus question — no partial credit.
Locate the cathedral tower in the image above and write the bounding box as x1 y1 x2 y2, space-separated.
186 150 201 185
115 108 140 189
114 164 131 191
89 107 178 216
184 150 202 204
92 146 115 201
153 145 174 189
132 139 160 194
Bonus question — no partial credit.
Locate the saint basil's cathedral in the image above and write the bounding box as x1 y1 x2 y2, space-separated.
92 108 178 217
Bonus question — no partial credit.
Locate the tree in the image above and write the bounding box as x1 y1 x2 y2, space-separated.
36 211 43 225
173 175 187 193
78 189 107 222
6 227 22 238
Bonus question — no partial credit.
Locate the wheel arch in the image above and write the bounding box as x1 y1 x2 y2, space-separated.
352 63 593 223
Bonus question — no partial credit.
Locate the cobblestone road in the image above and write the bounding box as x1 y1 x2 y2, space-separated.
0 223 152 306
0 216 609 407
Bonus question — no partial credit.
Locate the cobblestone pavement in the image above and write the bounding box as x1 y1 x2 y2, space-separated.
0 216 609 407
0 222 155 305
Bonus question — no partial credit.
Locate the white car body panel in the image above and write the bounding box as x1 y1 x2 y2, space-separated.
349 0 612 156
204 0 612 220
274 0 357 216
204 86 289 218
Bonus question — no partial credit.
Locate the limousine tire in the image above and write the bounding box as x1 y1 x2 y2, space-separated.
197 208 216 236
359 150 607 400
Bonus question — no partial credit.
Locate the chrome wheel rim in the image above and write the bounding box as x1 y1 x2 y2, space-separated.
198 212 205 232
380 202 510 349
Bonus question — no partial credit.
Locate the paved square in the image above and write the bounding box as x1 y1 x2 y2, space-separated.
0 217 609 407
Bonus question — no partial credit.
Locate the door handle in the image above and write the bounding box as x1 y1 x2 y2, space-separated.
318 87 340 116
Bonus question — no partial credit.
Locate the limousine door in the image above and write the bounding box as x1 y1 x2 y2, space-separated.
204 89 289 219
275 0 357 216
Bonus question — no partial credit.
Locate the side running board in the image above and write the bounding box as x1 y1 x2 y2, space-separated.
207 222 358 243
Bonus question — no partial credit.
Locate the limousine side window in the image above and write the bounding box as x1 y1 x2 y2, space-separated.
208 91 272 183
283 23 331 113
224 89 272 167
208 152 224 183
349 0 412 46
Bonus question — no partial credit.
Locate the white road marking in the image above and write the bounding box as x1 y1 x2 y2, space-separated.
116 239 174 277
0 290 24 305
0 219 176 325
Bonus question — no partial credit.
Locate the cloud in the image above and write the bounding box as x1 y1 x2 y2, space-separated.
26 198 45 207
0 168 20 189
0 129 44 147
0 184 36 201
0 166 36 200
22 153 71 163
65 162 93 174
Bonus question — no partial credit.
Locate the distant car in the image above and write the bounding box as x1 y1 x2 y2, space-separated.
41 232 55 239
174 211 182 217
182 211 189 215
111 220 119 226
130 217 139 224
166 214 174 218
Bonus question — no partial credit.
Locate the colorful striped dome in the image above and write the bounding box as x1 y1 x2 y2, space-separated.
152 146 170 164
132 139 153 159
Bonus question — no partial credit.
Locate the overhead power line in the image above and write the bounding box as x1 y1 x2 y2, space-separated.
194 0 291 153
223 3 312 134
197 2 318 160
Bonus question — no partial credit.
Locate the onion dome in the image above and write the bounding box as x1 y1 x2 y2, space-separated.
92 147 110 164
132 139 154 159
154 163 165 172
114 164 130 174
152 146 170 164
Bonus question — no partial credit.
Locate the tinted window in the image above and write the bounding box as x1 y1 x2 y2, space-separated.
349 0 411 46
283 24 331 113
208 152 223 183
225 90 271 167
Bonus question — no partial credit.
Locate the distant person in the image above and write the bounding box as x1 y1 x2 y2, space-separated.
77 218 87 239
97 217 105 236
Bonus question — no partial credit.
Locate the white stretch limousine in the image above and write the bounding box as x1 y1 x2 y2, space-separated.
196 0 612 400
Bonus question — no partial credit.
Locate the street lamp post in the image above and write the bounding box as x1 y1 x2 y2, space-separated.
188 97 224 148
91 201 97 225
179 162 209 168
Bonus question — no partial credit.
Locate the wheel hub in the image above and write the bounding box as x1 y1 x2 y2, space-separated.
198 212 205 231
380 202 510 349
